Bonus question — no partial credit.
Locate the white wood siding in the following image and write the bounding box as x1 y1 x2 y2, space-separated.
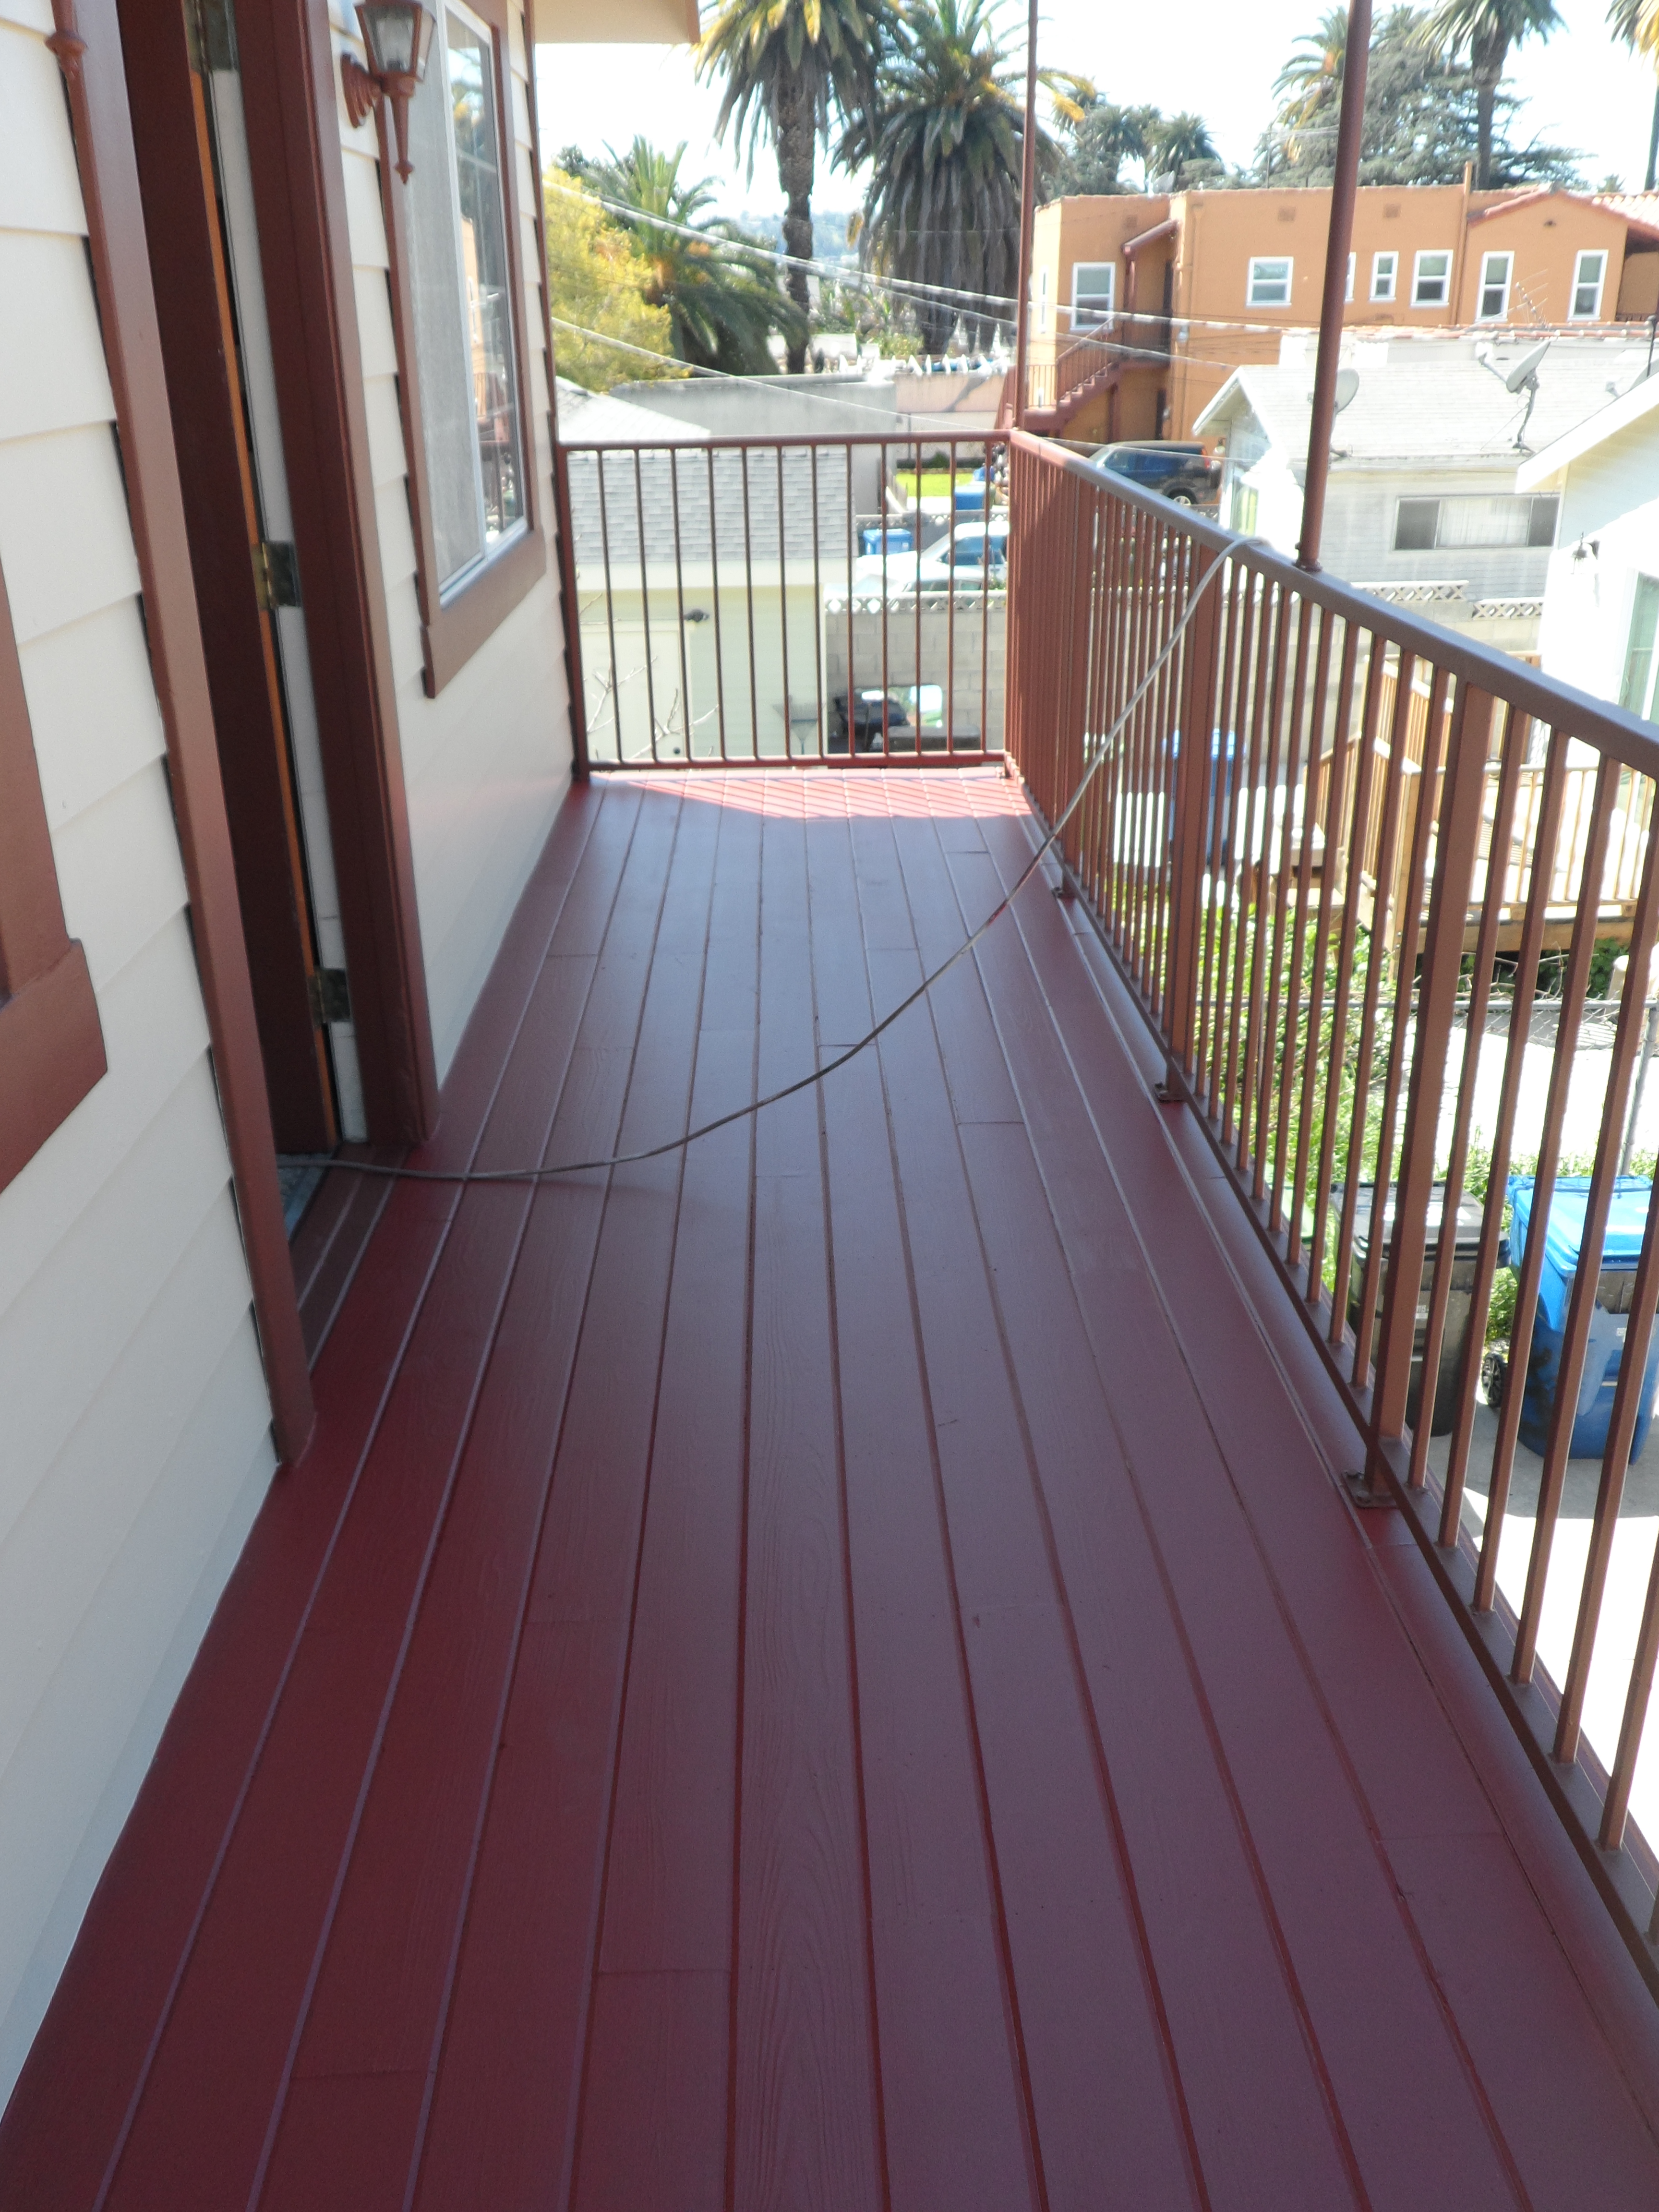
1538 422 1659 710
0 9 275 2103
331 0 572 1080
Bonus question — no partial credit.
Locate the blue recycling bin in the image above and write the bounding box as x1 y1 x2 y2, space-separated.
860 526 913 556
1507 1175 1659 1461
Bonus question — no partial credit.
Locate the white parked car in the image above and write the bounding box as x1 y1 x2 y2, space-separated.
848 519 1009 597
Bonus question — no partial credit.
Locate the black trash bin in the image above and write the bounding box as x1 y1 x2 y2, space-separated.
1336 1183 1486 1435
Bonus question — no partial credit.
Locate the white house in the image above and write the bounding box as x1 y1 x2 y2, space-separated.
1516 370 1659 716
1196 334 1657 653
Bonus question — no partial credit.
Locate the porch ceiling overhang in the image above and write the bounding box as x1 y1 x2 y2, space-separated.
535 0 700 40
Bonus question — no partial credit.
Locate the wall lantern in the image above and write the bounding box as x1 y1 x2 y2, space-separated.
341 3 436 184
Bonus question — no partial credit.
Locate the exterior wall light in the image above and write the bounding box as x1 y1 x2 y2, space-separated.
341 3 436 184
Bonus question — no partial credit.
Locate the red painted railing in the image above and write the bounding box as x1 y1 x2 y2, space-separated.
560 432 1007 769
1005 427 1659 1995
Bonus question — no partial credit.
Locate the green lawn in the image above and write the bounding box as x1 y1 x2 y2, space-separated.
895 469 974 498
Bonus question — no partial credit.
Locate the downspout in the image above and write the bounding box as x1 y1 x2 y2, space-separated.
1451 157 1474 325
1298 0 1371 570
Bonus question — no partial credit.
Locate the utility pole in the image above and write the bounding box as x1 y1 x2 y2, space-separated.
1011 0 1039 432
1298 0 1371 570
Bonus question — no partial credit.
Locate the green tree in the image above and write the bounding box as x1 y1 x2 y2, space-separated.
1423 0 1563 187
598 138 808 374
697 0 896 371
1608 0 1659 189
542 168 681 391
1054 98 1157 195
1146 110 1222 190
845 0 1083 352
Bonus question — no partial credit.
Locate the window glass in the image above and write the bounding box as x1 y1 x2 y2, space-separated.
1623 576 1659 718
1247 256 1292 307
1070 262 1115 326
1370 251 1397 301
1478 251 1512 320
1394 498 1439 550
1035 266 1049 335
1412 250 1451 307
1231 481 1259 535
1527 495 1560 548
1572 249 1608 320
402 3 525 594
1346 252 1355 302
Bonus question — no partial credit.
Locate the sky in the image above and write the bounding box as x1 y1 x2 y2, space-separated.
535 0 1659 221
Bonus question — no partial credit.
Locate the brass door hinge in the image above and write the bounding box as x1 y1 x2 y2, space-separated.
252 539 301 611
308 968 351 1026
186 0 239 74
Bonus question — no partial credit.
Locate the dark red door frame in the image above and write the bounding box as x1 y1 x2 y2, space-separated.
47 0 314 1463
115 0 338 1154
227 0 440 1145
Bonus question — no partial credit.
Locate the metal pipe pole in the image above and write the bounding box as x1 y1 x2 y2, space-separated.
1297 0 1371 571
1011 0 1039 432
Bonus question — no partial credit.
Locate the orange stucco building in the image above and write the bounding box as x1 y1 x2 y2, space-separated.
1028 182 1659 444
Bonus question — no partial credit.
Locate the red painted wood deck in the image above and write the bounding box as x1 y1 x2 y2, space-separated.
8 768 1659 2210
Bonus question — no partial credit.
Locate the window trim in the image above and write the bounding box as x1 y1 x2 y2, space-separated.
1570 248 1608 322
1412 248 1452 309
1477 249 1514 321
1246 254 1293 308
375 0 547 696
1345 252 1355 303
0 553 107 1196
1069 260 1116 327
1370 250 1397 302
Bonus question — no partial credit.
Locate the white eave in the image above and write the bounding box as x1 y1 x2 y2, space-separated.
1516 370 1659 492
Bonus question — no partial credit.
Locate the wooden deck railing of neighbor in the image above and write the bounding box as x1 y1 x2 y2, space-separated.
558 432 1008 769
1005 424 1659 1996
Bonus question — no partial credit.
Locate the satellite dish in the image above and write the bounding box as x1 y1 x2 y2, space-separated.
1304 367 1361 412
1504 341 1551 394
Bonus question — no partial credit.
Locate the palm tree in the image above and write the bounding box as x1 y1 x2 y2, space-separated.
846 0 1082 353
1423 0 1563 187
697 0 897 371
1056 97 1154 195
599 139 807 374
1274 5 1351 132
1609 0 1659 189
1145 111 1221 190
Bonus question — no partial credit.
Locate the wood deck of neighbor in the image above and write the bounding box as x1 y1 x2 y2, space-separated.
8 768 1659 2210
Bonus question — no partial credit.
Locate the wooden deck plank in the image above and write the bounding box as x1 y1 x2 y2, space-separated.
10 771 1659 2212
98 791 677 2212
569 805 762 2212
0 786 610 2212
251 790 723 2212
730 806 885 2212
813 806 1041 2212
976 819 1659 2210
952 813 1626 2210
855 816 1207 2212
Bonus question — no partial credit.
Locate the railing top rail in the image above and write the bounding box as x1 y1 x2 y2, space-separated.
561 429 1010 457
1010 426 1659 780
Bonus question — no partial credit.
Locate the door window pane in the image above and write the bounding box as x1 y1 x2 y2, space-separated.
1572 249 1608 320
1478 251 1512 320
1622 576 1659 718
401 3 525 594
1412 250 1451 307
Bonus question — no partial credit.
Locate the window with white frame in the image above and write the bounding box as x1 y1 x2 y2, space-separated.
403 0 526 594
1412 249 1452 307
1035 264 1049 335
1069 262 1115 327
1571 249 1608 320
1393 493 1559 551
1371 250 1397 301
1477 250 1513 320
1247 255 1293 307
1346 252 1355 302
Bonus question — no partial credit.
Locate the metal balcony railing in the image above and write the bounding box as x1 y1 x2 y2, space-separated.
1005 428 1659 1995
556 432 1008 769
